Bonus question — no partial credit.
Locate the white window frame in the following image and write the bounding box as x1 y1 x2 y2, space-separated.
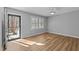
31 16 44 30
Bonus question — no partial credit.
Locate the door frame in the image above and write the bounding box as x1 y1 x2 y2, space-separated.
8 14 21 41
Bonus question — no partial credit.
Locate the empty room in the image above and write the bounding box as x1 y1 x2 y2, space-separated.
0 7 79 51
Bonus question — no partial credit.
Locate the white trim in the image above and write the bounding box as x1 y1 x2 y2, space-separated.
22 32 46 39
49 32 79 39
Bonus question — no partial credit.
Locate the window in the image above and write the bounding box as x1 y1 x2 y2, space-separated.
31 16 36 29
31 16 44 30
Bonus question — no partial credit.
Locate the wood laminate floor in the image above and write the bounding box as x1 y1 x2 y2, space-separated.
6 33 79 51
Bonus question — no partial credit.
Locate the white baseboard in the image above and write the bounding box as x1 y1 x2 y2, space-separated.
22 32 46 39
49 32 79 39
22 31 79 39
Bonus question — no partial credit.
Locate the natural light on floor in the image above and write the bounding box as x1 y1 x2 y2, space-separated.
11 39 45 47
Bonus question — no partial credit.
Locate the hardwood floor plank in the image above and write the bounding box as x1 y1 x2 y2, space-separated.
6 32 79 51
71 39 77 51
46 37 65 51
65 39 73 51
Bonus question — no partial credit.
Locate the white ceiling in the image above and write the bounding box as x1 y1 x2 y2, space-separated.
11 7 79 17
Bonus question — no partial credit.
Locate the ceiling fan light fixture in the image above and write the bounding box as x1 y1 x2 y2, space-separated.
50 11 56 15
49 7 56 15
50 12 55 15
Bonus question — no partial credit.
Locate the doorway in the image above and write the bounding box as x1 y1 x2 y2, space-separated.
8 14 21 41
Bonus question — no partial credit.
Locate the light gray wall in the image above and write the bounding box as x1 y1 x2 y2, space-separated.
48 10 79 38
5 8 47 39
0 7 4 50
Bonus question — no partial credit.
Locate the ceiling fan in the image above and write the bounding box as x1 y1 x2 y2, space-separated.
49 7 56 15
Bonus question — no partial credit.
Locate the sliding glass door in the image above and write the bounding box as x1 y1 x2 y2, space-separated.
8 14 21 41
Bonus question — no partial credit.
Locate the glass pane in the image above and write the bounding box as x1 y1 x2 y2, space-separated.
32 24 36 29
32 18 36 24
8 15 20 40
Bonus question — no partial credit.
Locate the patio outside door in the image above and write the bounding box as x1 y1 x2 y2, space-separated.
8 14 21 41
